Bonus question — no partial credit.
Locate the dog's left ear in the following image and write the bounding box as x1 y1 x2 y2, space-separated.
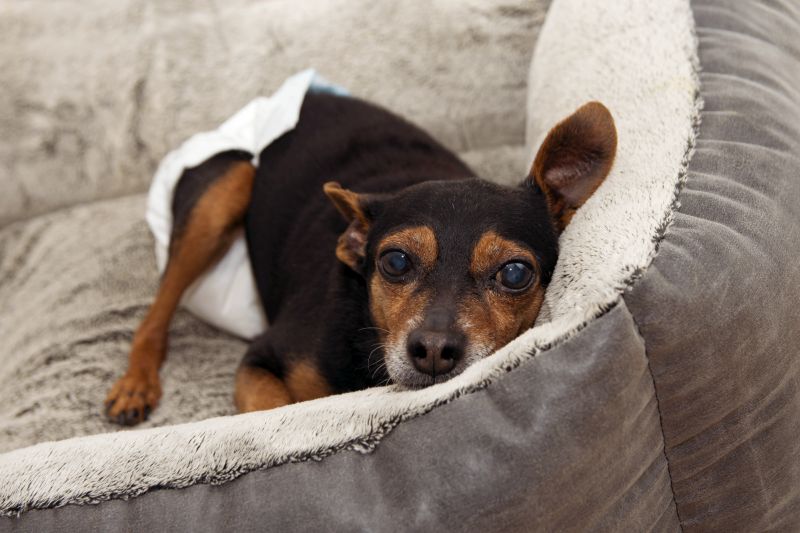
323 181 374 273
527 101 617 232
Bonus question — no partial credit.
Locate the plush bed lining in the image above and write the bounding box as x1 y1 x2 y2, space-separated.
528 0 702 331
0 0 701 517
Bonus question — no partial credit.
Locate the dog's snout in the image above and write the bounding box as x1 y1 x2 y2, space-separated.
406 329 465 377
424 307 453 331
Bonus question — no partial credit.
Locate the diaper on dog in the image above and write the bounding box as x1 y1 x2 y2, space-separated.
146 69 347 339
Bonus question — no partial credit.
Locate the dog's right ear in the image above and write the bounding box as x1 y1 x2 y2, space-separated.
527 101 617 232
323 181 373 273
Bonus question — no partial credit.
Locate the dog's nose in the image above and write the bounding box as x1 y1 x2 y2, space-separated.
406 329 465 377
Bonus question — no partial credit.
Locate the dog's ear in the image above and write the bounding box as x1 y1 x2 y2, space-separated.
528 101 617 232
323 181 373 272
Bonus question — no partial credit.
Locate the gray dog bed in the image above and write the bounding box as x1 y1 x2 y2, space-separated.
2 0 799 530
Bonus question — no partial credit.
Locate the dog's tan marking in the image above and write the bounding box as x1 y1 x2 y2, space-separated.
469 230 538 279
105 161 255 425
334 221 369 270
460 230 545 353
369 226 437 346
370 278 431 346
323 182 371 270
460 286 545 354
234 365 292 413
285 361 333 403
378 226 438 272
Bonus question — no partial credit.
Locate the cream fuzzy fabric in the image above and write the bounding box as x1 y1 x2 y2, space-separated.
0 0 701 517
527 0 701 330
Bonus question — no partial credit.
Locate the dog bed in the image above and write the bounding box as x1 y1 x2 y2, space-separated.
2 0 799 531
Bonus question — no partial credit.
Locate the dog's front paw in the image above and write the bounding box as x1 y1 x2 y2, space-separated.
104 371 162 426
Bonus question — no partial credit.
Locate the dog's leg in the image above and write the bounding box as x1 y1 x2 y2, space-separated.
106 154 255 425
235 333 332 413
234 334 292 412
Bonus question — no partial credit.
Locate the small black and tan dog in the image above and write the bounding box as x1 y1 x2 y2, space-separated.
105 92 616 425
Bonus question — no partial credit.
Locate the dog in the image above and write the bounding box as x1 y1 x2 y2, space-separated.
105 91 617 425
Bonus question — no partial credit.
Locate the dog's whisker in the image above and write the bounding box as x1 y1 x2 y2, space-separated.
369 353 388 371
367 343 386 358
358 326 390 334
370 361 388 380
366 343 388 371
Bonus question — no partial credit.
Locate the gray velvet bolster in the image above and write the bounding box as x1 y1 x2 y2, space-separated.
624 0 800 529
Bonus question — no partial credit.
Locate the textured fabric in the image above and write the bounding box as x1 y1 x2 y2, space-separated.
0 0 546 228
623 0 800 530
4 304 680 532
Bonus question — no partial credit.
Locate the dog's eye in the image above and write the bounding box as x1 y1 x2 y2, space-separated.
496 262 534 291
380 250 412 279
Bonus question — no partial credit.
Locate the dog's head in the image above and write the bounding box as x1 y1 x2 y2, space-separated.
324 102 617 388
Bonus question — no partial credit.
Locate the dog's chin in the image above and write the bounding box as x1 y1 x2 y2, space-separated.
388 365 462 390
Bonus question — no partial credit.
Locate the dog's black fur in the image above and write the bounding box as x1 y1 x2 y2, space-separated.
173 93 556 393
